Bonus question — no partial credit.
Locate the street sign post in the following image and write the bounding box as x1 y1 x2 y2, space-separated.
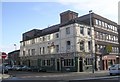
2 52 7 59
1 52 7 75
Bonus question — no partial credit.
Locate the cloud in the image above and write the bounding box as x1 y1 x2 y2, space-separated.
58 0 119 23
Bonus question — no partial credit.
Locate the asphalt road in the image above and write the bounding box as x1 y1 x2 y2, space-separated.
2 70 120 82
2 77 120 82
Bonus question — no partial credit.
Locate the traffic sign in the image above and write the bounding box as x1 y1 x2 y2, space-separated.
2 52 7 59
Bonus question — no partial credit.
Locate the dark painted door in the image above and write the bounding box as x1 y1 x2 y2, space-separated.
79 57 83 72
57 59 60 71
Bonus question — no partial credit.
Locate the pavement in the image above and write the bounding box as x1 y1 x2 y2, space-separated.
5 70 110 80
0 74 10 80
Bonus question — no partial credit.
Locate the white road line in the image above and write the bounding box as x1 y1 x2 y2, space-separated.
74 76 120 80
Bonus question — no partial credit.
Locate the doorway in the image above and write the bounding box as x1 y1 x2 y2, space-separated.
79 57 83 72
57 59 60 71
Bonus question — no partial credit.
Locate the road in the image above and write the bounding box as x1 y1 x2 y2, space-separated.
2 77 120 82
1 70 120 82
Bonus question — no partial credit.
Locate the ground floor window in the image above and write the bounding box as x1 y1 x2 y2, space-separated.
30 60 37 66
85 58 92 65
63 59 74 67
42 59 53 66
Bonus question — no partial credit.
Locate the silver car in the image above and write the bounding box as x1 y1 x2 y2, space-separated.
109 64 120 75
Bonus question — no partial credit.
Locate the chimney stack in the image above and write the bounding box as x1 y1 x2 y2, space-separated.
60 10 78 24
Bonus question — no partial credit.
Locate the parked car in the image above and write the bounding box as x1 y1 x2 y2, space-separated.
22 66 31 71
31 66 46 72
109 64 120 75
0 64 8 74
12 65 23 71
5 65 12 70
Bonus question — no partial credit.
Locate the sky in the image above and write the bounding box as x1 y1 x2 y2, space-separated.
1 0 120 54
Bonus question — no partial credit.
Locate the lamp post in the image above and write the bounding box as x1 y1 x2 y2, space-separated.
14 44 17 50
89 10 94 73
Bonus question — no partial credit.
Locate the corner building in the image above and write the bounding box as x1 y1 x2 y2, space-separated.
20 10 119 72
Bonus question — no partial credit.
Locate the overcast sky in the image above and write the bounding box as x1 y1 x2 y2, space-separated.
1 0 120 53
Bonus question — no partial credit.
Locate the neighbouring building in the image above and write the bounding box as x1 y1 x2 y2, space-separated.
8 50 20 66
20 10 119 72
78 12 119 70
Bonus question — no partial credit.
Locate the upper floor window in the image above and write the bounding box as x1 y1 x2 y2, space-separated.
80 41 84 51
47 35 50 41
31 49 35 55
105 23 108 28
114 27 117 32
66 27 70 34
43 37 45 41
56 33 59 38
40 47 42 54
43 47 45 54
66 41 71 51
80 26 84 35
56 45 59 53
102 21 105 27
88 41 91 51
23 42 25 46
32 39 35 44
95 19 99 25
87 28 91 36
23 51 25 56
28 49 30 56
98 20 102 26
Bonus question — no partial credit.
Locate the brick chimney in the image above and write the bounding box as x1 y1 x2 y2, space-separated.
60 10 78 24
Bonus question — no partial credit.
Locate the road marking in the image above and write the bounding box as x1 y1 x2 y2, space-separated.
74 76 120 80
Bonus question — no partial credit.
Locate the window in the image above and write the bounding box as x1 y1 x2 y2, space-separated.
43 37 45 41
87 28 91 35
39 37 42 42
88 41 91 51
63 59 74 66
42 60 46 66
99 20 102 26
95 19 99 25
66 41 71 51
47 60 51 66
40 47 42 54
43 47 45 54
106 34 109 41
28 49 30 56
32 39 35 44
103 33 105 40
80 26 84 35
105 23 107 28
114 27 117 32
47 35 50 40
42 60 52 66
85 58 92 65
31 49 35 55
23 42 25 46
102 21 105 27
56 45 59 53
56 33 59 38
66 27 70 34
80 41 84 51
23 51 25 56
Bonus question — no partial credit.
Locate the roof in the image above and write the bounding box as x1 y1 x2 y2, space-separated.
21 12 118 42
8 50 20 55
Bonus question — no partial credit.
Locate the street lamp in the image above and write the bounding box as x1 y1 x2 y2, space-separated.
14 44 17 50
89 10 94 73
